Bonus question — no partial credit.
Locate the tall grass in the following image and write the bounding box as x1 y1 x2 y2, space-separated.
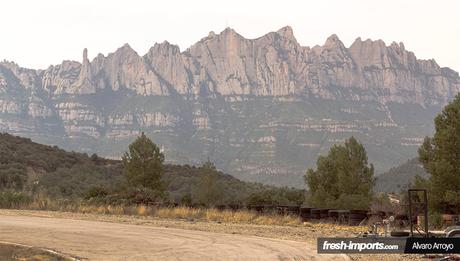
1 195 302 226
78 205 302 226
0 196 378 234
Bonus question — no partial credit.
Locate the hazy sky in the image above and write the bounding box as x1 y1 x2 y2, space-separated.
1 0 459 71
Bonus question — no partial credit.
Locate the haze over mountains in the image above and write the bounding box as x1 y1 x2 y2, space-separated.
0 26 459 187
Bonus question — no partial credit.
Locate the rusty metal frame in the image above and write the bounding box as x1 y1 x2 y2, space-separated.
408 189 429 238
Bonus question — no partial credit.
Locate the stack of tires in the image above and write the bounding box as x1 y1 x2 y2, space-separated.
264 206 275 213
276 206 287 215
319 209 330 220
248 205 265 213
328 210 339 222
310 209 321 221
348 210 368 225
287 206 300 216
300 207 312 222
337 210 350 225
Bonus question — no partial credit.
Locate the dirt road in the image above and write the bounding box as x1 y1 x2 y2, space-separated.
0 214 348 260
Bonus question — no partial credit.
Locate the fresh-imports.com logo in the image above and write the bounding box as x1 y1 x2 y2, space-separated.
318 237 460 254
322 240 399 252
317 238 406 253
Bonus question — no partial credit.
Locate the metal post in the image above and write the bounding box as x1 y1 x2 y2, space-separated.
408 190 413 237
423 190 428 238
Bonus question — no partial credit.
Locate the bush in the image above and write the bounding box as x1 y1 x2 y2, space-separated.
0 191 32 208
428 211 443 229
84 186 108 200
180 193 193 206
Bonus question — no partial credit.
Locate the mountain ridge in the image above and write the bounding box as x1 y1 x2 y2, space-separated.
0 26 458 187
2 26 458 102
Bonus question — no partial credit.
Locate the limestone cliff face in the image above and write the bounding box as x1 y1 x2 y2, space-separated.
0 26 459 186
93 44 169 96
173 27 457 103
3 26 455 104
145 42 194 95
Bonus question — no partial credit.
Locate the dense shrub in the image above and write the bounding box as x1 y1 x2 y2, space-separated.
0 191 32 208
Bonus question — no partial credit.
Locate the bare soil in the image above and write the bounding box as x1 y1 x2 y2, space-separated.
0 210 348 261
0 209 444 260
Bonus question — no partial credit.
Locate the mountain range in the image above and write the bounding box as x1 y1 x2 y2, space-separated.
0 26 458 187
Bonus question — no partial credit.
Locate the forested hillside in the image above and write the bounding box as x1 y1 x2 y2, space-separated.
374 158 428 193
0 133 303 206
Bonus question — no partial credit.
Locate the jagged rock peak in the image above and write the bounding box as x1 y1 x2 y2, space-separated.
152 41 180 53
0 60 18 68
276 26 295 39
390 41 405 50
81 48 90 66
221 27 237 35
83 48 88 61
324 34 345 49
192 27 241 46
351 37 388 49
216 27 245 40
145 42 182 66
109 43 139 59
117 43 136 53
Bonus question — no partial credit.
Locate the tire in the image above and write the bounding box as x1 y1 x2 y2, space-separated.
349 210 368 215
447 230 460 238
300 208 311 217
287 206 300 215
349 213 367 219
349 219 364 226
310 209 321 219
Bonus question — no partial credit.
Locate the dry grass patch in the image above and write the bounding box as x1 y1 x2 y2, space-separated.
10 197 365 229
48 203 303 226
309 222 368 234
155 206 203 220
153 206 302 226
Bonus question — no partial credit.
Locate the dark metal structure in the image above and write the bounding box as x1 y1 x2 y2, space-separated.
408 189 429 238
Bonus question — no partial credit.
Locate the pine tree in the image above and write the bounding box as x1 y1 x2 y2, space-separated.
418 94 460 213
305 137 374 209
193 160 223 206
122 133 165 193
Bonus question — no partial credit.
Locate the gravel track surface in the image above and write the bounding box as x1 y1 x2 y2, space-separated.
0 211 349 261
